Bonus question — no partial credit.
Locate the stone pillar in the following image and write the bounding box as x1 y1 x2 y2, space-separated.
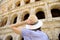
0 7 2 15
5 3 8 11
20 0 25 6
30 0 35 3
44 2 52 21
12 0 16 9
6 15 11 25
17 12 21 23
17 15 20 23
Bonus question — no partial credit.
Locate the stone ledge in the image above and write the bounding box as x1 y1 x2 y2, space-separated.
1 1 45 16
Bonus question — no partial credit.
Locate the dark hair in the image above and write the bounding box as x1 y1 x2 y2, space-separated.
31 27 41 31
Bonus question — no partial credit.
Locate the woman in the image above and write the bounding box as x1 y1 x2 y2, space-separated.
10 19 49 40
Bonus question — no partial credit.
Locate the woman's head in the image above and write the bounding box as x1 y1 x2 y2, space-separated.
26 15 38 25
25 20 43 30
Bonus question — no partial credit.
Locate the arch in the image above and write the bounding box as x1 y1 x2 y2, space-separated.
16 35 22 40
23 13 29 21
11 14 18 24
0 39 2 40
15 1 20 7
21 11 30 21
2 17 8 26
24 0 30 4
5 35 13 40
35 8 44 13
35 8 45 19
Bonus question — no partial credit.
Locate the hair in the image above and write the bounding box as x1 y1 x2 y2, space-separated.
31 27 41 31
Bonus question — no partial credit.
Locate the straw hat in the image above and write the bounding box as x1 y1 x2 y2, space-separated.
25 20 43 29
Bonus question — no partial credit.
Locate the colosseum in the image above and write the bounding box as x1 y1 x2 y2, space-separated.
0 0 60 40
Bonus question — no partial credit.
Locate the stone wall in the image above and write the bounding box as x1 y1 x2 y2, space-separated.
0 0 60 40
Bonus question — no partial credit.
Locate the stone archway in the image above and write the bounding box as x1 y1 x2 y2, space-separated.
11 14 18 24
35 8 45 19
51 9 60 17
5 35 13 40
50 4 60 18
15 1 21 7
36 11 45 19
13 16 17 24
21 11 30 21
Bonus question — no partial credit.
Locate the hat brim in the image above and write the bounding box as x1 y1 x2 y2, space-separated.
25 20 43 29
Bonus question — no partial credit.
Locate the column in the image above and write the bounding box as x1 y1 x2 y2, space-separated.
5 3 8 11
20 0 25 6
12 0 16 9
44 2 52 21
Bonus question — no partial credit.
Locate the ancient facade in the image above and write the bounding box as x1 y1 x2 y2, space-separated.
0 0 60 40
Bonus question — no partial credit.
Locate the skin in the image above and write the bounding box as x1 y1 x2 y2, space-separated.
10 21 26 35
10 19 34 35
11 15 38 35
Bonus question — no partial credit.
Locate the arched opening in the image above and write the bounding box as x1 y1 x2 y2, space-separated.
36 11 45 19
58 33 60 40
2 17 7 26
22 38 24 40
5 36 13 40
11 14 18 24
23 13 29 21
51 9 60 17
25 0 30 4
13 16 17 24
16 1 20 7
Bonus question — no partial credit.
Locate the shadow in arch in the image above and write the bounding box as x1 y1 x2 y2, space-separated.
22 38 24 40
5 36 13 40
58 33 60 40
